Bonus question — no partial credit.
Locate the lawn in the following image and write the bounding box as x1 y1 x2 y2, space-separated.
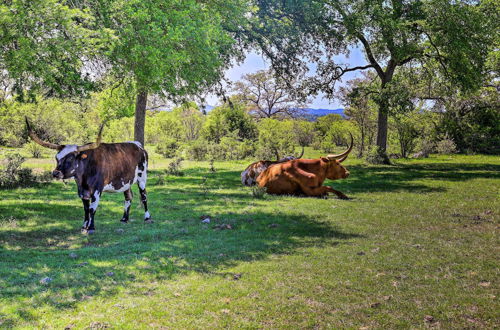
0 149 498 328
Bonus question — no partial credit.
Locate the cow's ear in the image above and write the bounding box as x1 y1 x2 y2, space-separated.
320 157 330 162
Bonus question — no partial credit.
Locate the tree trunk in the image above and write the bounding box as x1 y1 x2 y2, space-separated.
134 90 148 145
376 108 388 151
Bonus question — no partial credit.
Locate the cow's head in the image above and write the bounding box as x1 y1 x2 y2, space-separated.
321 133 353 180
26 118 104 179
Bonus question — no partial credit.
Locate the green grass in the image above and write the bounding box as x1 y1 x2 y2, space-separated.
0 150 499 328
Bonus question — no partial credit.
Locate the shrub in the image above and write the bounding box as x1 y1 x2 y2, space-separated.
0 153 35 188
165 157 184 176
436 138 457 154
181 140 208 161
155 139 179 158
25 141 44 158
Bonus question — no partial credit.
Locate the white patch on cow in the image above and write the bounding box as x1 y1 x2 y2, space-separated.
56 145 78 160
127 141 143 149
137 161 147 190
124 200 131 210
144 211 150 219
90 190 100 211
103 182 131 193
241 169 249 185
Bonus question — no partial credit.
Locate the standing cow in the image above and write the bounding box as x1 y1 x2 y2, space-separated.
257 134 353 199
26 118 151 234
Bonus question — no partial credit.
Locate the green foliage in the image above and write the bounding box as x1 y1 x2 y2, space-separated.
93 82 136 121
24 142 43 158
256 119 295 160
203 103 258 143
104 117 135 143
320 120 357 153
0 97 92 147
436 138 457 155
98 0 243 97
437 88 500 154
0 153 40 188
314 114 343 137
155 139 180 159
0 0 111 99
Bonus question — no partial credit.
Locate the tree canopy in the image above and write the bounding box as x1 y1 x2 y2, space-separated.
245 0 496 160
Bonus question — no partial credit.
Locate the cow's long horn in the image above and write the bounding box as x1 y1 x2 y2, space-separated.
25 117 61 150
327 132 353 162
76 123 105 152
296 146 304 158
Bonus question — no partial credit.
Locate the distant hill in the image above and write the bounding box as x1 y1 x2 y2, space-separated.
187 105 345 120
301 108 345 119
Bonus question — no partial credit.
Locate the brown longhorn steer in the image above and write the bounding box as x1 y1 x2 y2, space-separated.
241 147 304 186
256 135 353 199
26 118 151 234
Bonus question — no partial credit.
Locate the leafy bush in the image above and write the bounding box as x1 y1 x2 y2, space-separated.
25 141 44 158
180 140 208 161
0 153 33 188
436 138 457 154
155 139 179 158
165 157 184 176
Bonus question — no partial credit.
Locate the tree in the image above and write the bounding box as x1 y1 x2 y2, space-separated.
246 0 495 161
340 76 379 157
233 69 309 119
0 0 107 100
81 0 246 145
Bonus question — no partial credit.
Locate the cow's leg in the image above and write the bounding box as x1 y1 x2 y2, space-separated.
137 171 152 223
82 190 101 234
298 184 332 197
326 186 349 200
120 188 133 223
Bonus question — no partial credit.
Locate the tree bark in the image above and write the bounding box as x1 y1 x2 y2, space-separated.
376 108 388 151
134 90 148 145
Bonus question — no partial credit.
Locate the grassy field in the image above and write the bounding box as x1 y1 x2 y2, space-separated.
0 148 498 329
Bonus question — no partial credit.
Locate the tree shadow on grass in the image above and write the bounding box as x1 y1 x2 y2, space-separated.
0 208 360 322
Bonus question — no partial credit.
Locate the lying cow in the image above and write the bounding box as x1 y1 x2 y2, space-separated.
26 118 151 234
241 147 304 186
256 135 353 199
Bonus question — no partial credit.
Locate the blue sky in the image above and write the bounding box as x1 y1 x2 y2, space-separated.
206 47 367 109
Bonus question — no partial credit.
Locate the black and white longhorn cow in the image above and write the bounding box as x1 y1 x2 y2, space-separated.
26 118 151 234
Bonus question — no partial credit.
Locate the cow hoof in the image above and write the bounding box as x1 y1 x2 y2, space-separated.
120 218 128 223
81 229 95 235
144 219 153 224
338 195 349 200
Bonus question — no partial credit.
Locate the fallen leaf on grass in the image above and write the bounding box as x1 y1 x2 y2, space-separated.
105 272 114 277
357 251 366 256
370 302 381 308
40 277 52 285
221 309 230 314
479 281 491 287
371 247 380 253
233 273 242 280
174 292 181 297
